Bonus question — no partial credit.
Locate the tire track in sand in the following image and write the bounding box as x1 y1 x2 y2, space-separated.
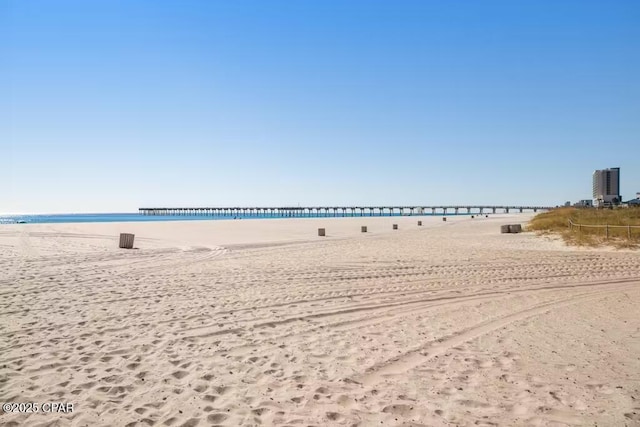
355 280 639 387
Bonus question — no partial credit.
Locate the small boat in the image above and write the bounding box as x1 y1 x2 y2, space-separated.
16 220 27 224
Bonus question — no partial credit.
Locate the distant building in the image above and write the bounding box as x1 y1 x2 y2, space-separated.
624 192 640 206
575 199 593 207
592 167 621 207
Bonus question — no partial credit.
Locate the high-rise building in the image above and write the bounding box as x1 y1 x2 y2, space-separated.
592 167 621 206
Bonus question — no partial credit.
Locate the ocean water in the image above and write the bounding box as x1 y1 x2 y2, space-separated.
0 211 467 225
0 213 206 224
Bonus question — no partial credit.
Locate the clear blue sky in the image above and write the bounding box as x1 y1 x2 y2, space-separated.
3 0 639 213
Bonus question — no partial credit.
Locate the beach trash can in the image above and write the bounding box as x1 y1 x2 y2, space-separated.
318 228 326 237
119 233 135 249
392 224 398 230
442 217 447 222
361 226 367 233
509 224 522 233
417 221 422 226
500 225 510 234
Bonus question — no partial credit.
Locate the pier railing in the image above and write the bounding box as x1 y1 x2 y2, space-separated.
568 219 640 239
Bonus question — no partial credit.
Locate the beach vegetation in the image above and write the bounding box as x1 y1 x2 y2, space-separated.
527 207 640 249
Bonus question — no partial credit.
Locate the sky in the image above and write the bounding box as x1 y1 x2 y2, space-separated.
2 0 639 213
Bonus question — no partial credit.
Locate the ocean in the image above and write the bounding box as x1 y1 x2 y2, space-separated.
0 211 464 225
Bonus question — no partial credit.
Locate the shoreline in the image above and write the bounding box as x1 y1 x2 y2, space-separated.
1 211 489 226
1 213 536 250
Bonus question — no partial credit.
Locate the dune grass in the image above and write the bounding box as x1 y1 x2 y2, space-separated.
527 207 640 248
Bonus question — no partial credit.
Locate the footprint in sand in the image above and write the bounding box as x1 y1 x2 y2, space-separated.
171 370 189 379
214 386 228 395
207 413 228 423
193 383 208 393
177 418 200 427
326 412 344 421
586 383 615 395
624 412 640 421
252 407 270 416
382 404 415 416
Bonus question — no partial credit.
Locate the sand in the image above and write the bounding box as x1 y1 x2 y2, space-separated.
1 214 639 426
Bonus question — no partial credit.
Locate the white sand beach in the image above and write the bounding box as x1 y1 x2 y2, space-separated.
1 214 639 426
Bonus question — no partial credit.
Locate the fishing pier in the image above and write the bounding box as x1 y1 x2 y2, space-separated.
138 205 552 217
